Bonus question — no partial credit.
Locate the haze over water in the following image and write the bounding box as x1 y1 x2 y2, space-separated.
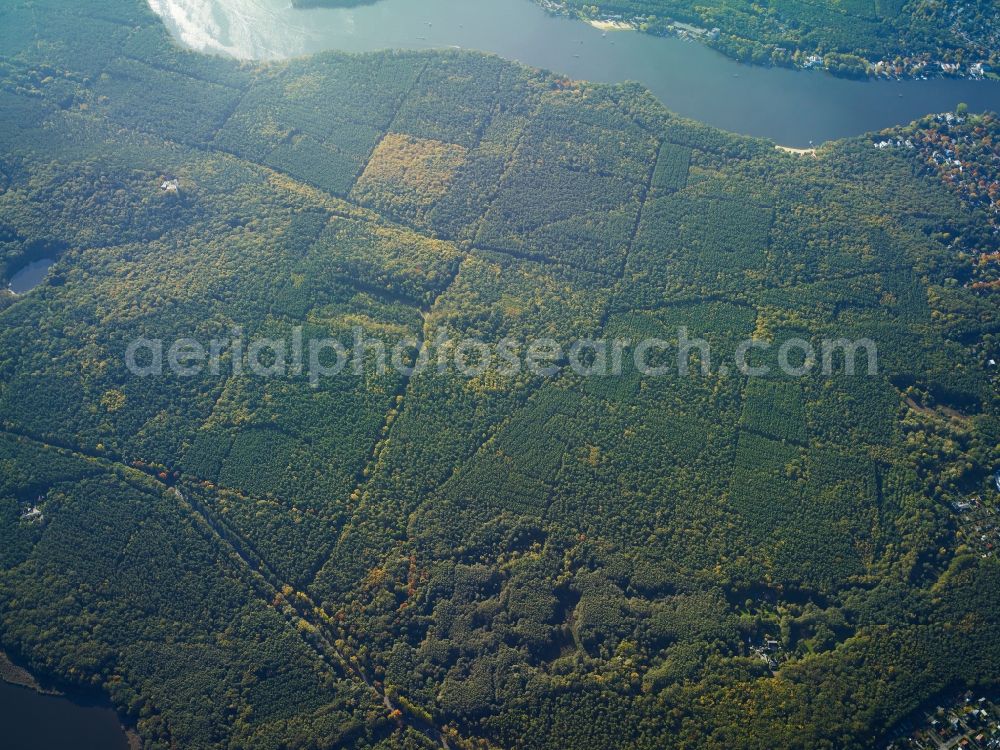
153 0 1000 146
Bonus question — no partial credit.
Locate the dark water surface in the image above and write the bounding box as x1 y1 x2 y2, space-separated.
150 0 1000 146
7 258 55 294
0 680 128 750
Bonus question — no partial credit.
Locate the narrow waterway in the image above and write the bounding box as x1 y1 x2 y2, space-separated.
149 0 1000 145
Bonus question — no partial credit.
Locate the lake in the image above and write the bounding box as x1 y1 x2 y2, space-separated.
148 0 1000 146
7 258 55 294
0 680 128 750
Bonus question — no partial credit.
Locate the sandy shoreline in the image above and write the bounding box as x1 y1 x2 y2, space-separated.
587 19 634 31
775 145 817 156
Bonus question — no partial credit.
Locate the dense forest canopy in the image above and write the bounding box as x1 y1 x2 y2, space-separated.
0 0 998 748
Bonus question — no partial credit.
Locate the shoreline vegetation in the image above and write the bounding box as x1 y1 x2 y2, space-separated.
533 0 999 81
0 649 59 695
1 650 140 749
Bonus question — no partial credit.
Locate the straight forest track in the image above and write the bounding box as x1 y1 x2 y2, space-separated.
0 427 476 750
